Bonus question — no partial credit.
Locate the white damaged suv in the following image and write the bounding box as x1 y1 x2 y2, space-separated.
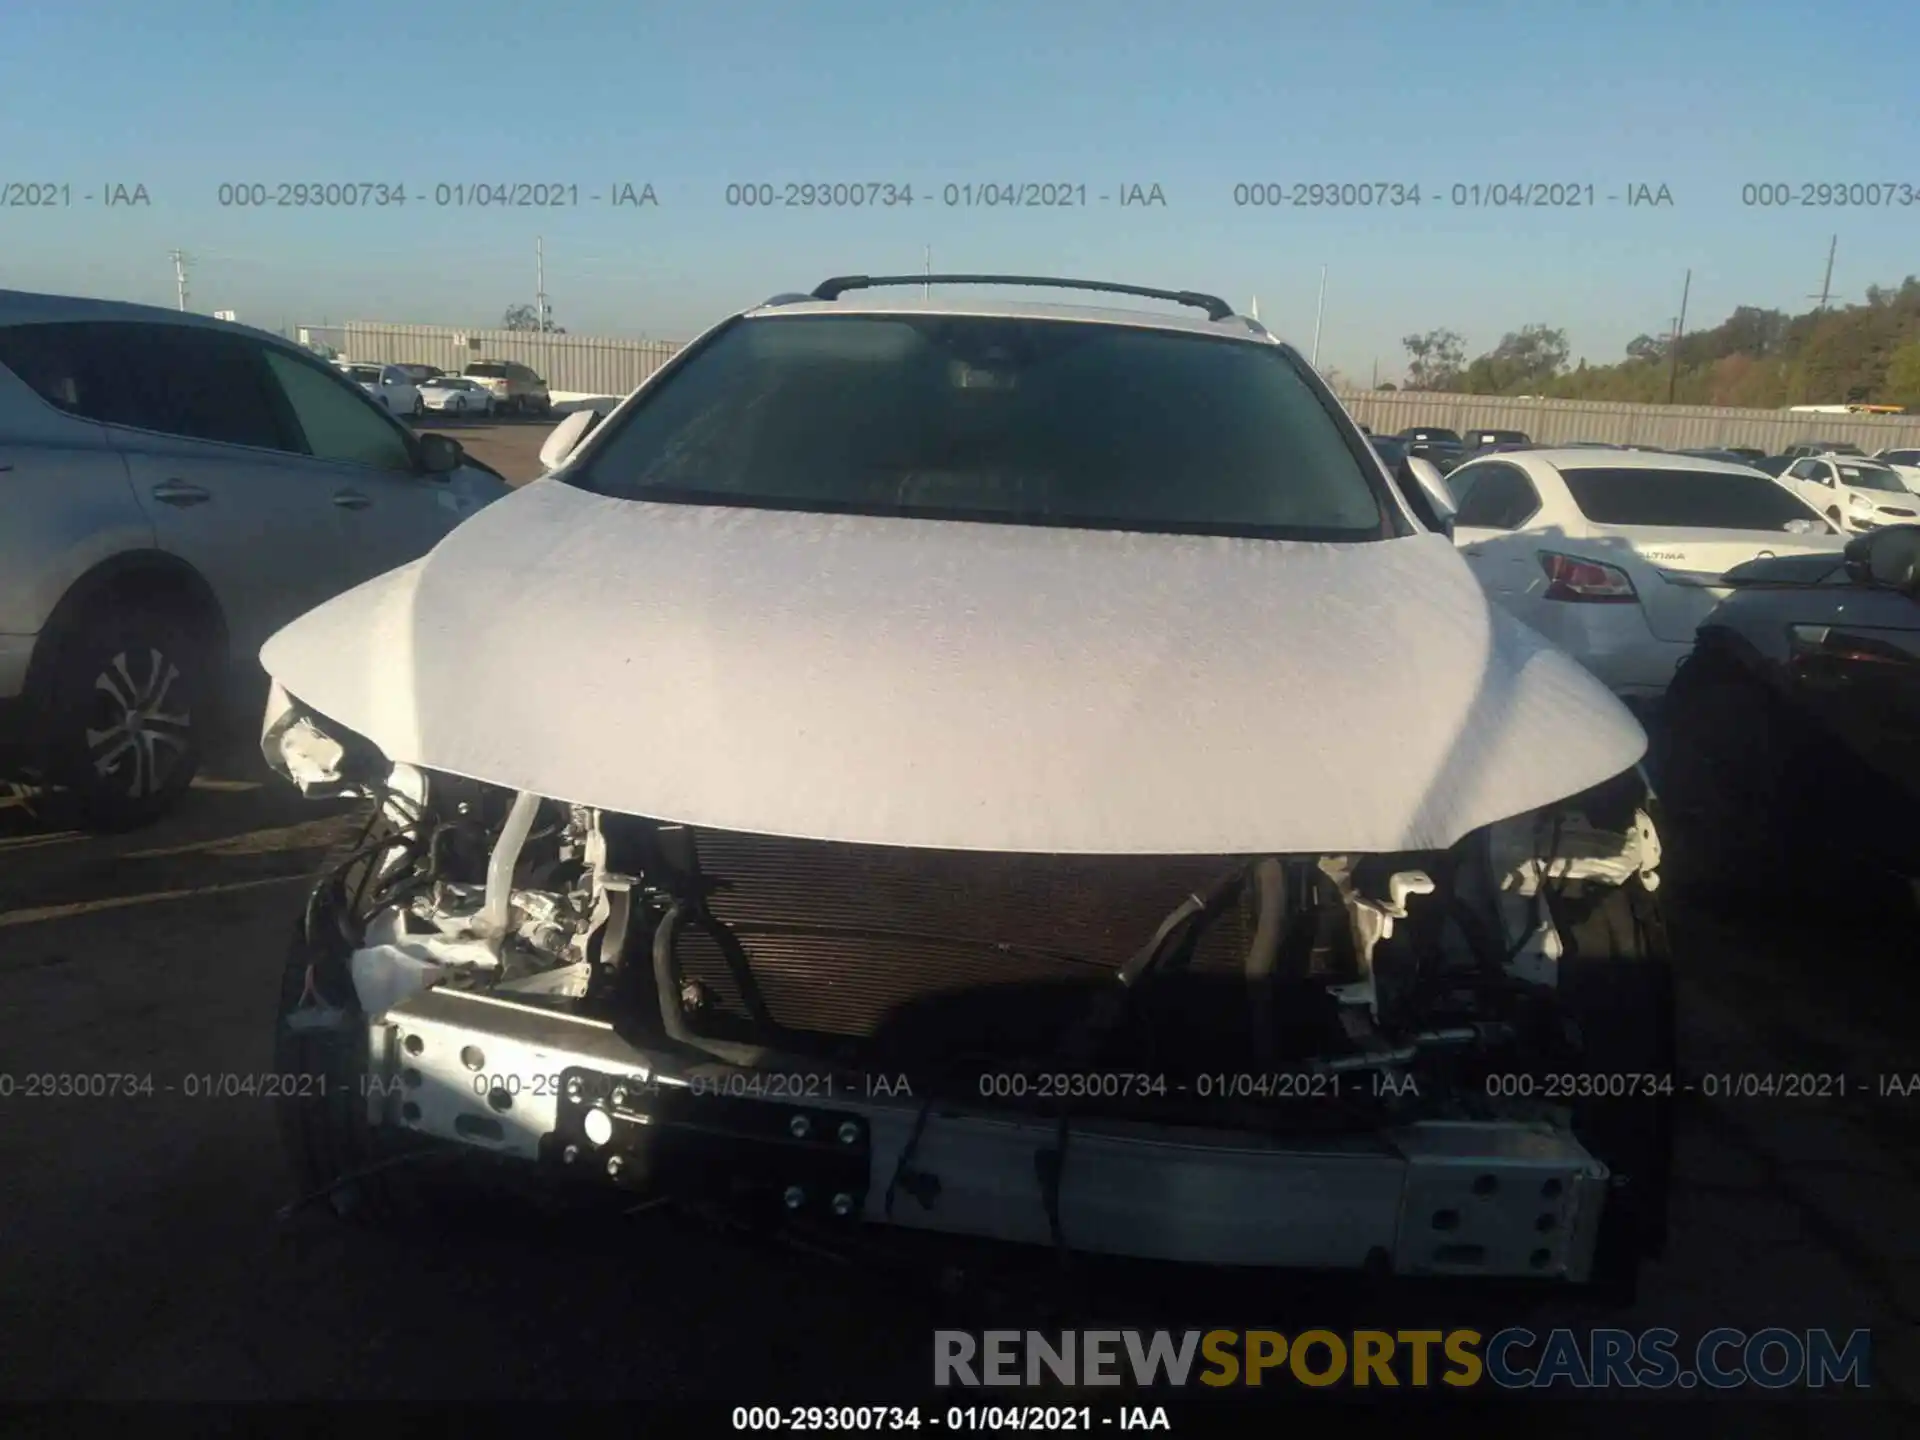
262 276 1674 1299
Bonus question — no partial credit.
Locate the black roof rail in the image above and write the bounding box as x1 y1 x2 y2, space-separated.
810 274 1236 322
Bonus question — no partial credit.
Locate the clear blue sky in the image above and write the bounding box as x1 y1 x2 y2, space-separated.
2 0 1915 380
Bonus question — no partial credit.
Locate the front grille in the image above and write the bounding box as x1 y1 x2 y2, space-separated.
670 828 1257 1039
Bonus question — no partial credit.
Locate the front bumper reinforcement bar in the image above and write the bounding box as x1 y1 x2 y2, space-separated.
375 987 1609 1281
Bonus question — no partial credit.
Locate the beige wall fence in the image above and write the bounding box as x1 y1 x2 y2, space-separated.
1333 390 1920 454
329 322 1920 452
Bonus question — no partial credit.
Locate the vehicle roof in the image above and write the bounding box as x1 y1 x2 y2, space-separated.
0 287 301 354
739 294 1278 344
1487 448 1770 476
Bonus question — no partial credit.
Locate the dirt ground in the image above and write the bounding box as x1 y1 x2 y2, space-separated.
2 423 1917 1426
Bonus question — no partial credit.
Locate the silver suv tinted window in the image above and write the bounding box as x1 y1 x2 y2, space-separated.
567 314 1398 540
0 320 287 449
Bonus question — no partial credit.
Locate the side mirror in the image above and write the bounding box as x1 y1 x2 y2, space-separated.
417 431 465 475
1843 524 1920 592
1404 456 1457 537
539 408 602 470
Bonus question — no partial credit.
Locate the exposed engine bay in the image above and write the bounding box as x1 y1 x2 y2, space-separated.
267 684 1668 1285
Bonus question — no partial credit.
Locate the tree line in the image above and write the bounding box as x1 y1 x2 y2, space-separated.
1391 275 1920 408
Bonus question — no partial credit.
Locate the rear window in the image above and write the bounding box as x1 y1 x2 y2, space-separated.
465 363 509 378
1561 466 1826 531
566 314 1400 540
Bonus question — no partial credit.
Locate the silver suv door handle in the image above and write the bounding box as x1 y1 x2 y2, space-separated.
150 480 211 507
332 490 373 510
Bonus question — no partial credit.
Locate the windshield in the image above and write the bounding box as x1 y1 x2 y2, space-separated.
1561 466 1827 531
348 366 380 383
1401 428 1460 443
1835 463 1907 493
565 314 1399 540
1881 450 1920 465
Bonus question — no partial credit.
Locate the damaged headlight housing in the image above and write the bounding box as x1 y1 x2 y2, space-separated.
261 680 394 798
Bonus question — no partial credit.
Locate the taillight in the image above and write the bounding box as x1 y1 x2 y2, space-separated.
1539 551 1638 603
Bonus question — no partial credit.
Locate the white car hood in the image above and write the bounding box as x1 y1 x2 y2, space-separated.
260 480 1646 856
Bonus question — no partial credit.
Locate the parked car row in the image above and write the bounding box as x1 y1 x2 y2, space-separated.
1386 423 1920 533
332 357 553 418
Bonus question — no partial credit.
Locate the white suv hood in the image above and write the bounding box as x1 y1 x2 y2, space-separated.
260 480 1645 855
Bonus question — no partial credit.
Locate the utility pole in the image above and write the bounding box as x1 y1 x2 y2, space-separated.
168 249 191 311
1666 268 1691 404
1371 357 1378 388
536 236 548 331
1810 234 1837 311
924 245 931 298
1250 295 1260 321
1310 265 1327 368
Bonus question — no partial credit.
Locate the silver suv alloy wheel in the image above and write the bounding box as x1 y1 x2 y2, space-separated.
86 646 193 800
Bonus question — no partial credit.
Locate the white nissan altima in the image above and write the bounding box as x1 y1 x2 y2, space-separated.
1446 448 1845 707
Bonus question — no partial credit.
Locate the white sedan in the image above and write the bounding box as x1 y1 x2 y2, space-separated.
1777 453 1920 531
1448 448 1844 705
1869 447 1920 495
419 375 498 416
338 362 423 418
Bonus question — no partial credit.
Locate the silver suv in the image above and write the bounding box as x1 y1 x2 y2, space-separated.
0 289 512 828
461 359 550 416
